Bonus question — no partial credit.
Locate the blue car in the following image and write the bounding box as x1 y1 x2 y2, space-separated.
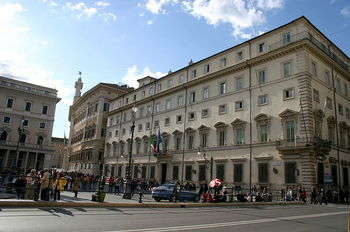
151 184 200 202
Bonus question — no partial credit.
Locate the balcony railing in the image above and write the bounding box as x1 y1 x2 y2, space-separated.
276 136 332 151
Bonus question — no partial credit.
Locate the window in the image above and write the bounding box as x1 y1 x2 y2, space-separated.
149 87 154 95
37 136 44 145
234 163 243 182
25 102 31 111
313 89 320 102
336 78 341 94
0 131 7 141
142 91 145 97
139 107 144 118
165 99 172 110
3 117 10 123
235 128 245 145
235 101 243 111
154 120 159 128
178 75 185 84
173 166 179 180
122 128 126 135
285 162 296 184
257 70 266 84
346 108 350 119
200 132 208 147
218 104 227 114
220 57 227 67
150 166 155 179
235 77 243 90
326 97 333 110
283 88 295 100
155 102 160 112
191 69 197 78
95 103 99 112
198 165 206 181
187 134 194 149
218 129 226 146
189 112 195 121
165 117 170 126
311 61 317 76
216 164 225 180
138 124 143 132
258 42 265 53
175 136 182 150
103 103 110 112
157 83 162 92
201 109 209 118
19 133 26 144
6 98 13 108
286 121 296 142
259 124 268 142
344 82 348 97
258 95 268 105
338 104 344 115
282 32 291 44
202 87 209 99
328 125 335 144
146 122 151 130
204 64 210 73
237 51 243 61
115 130 118 137
258 163 269 183
125 98 129 104
185 165 192 181
283 62 292 77
40 123 46 129
317 163 324 185
147 105 152 115
190 91 196 103
177 95 184 107
324 70 331 85
176 115 182 123
167 79 173 88
219 82 226 95
101 128 106 137
22 120 29 127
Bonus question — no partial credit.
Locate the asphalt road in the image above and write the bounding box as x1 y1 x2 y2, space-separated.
0 204 348 232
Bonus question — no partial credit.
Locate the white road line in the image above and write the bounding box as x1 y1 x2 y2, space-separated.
108 211 348 232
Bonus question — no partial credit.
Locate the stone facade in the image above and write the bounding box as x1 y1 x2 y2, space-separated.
67 78 132 175
0 76 60 172
47 137 68 169
105 17 350 191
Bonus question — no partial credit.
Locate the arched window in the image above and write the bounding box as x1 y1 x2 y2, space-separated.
0 131 8 141
19 134 26 144
37 136 43 145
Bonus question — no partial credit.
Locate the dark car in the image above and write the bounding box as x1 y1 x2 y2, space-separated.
151 184 200 202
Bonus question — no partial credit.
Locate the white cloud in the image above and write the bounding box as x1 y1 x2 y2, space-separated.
101 12 117 21
121 65 166 88
145 0 178 14
341 7 350 17
182 0 283 39
95 1 110 7
37 0 58 7
147 20 154 25
330 0 336 4
65 2 98 18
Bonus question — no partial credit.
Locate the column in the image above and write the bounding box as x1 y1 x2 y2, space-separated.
34 153 38 170
24 152 29 172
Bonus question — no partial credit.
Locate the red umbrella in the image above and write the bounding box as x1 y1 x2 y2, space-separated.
209 179 222 188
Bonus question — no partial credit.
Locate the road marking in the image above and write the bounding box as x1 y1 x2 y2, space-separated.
109 211 347 232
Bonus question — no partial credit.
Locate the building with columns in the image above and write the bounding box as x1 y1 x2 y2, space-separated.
105 16 350 191
47 137 68 169
0 76 60 172
67 77 133 175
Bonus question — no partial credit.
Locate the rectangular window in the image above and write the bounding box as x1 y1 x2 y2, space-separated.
177 95 184 107
216 164 225 180
138 124 143 132
202 87 209 99
176 115 182 123
149 87 154 95
286 121 296 142
3 117 10 123
235 77 243 90
165 117 170 126
219 82 226 95
165 99 172 110
313 89 320 102
283 62 292 77
6 98 13 108
324 70 331 85
187 134 194 149
258 163 269 183
326 97 333 110
218 104 227 114
173 166 179 180
198 165 206 181
156 83 161 93
285 162 296 184
155 102 160 112
175 136 181 150
258 95 268 105
234 163 243 183
336 78 341 94
235 128 245 144
189 91 196 103
283 88 295 100
147 105 152 115
185 165 193 181
218 130 226 146
22 119 29 127
191 69 197 78
150 166 155 179
146 122 151 130
154 120 159 128
200 133 208 147
338 104 344 115
204 64 210 73
201 109 209 118
344 82 348 97
235 101 243 111
311 62 317 76
40 122 46 129
257 70 266 84
282 32 291 44
237 51 243 61
188 112 195 121
103 103 109 112
167 79 173 88
259 124 268 142
346 108 350 119
25 102 31 111
258 42 265 53
178 75 185 84
141 166 147 179
220 57 227 67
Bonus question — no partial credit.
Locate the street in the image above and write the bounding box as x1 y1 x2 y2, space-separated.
0 204 348 232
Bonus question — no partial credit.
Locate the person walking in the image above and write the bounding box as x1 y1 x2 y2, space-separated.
53 174 67 201
40 170 50 201
109 176 115 193
14 175 26 199
72 176 80 198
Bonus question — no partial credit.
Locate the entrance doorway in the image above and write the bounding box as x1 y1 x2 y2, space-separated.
161 163 167 184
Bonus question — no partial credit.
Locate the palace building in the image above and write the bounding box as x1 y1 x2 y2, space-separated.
105 16 349 191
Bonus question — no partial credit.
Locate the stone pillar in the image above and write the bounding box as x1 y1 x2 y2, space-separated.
34 153 38 170
3 150 9 168
24 152 29 172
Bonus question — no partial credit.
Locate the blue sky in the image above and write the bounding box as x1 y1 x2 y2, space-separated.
0 0 349 138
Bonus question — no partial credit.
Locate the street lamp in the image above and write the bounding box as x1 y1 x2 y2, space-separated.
123 106 137 199
197 147 213 181
15 119 25 173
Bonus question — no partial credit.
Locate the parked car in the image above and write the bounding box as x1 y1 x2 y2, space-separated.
151 183 200 202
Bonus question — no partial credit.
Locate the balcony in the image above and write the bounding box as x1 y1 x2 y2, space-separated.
276 136 332 152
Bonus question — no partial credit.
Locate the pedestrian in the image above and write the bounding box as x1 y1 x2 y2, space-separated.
109 176 115 193
311 188 317 204
14 175 26 199
72 176 80 198
53 174 67 201
40 170 50 201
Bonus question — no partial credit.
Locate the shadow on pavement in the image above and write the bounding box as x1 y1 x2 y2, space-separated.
39 207 74 217
105 208 133 215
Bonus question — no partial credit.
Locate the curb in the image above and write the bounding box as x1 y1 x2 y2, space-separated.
0 201 305 208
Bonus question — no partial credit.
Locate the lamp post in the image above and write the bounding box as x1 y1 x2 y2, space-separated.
15 119 25 173
197 147 213 181
123 106 137 199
